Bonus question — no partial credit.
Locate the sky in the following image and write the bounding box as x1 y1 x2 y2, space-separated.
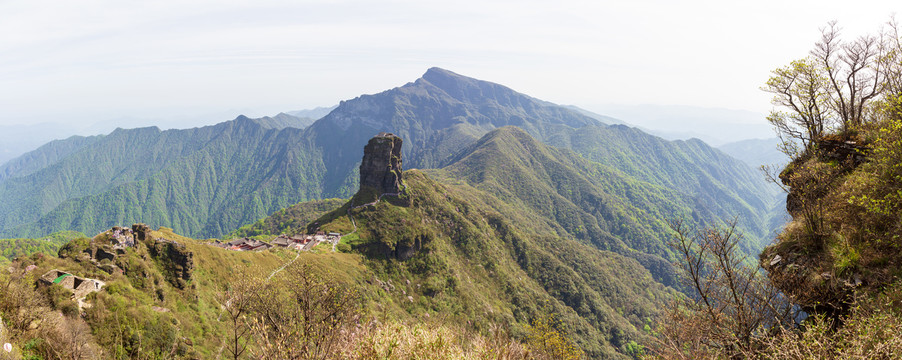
0 0 899 130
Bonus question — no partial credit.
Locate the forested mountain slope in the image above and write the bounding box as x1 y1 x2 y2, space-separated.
0 117 327 237
243 128 779 357
0 125 782 359
0 68 782 242
558 125 783 245
304 131 682 357
0 134 103 184
302 67 605 195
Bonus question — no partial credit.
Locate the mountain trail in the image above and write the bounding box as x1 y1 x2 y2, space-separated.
345 183 407 240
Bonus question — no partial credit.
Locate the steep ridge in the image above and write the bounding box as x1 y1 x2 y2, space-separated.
0 117 328 237
304 67 603 195
0 125 778 358
250 112 315 129
304 68 781 247
559 125 783 247
250 128 769 357
311 171 673 358
0 134 103 184
0 68 782 242
437 127 698 282
718 137 788 168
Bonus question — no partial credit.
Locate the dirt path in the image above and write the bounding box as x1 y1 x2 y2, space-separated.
267 249 301 280
346 184 407 237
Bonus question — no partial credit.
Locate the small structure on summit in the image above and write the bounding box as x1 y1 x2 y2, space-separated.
359 132 403 194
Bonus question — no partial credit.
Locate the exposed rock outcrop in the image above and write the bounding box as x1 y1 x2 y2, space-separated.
359 132 403 194
767 136 872 316
59 224 194 289
147 239 194 289
779 137 869 215
132 223 151 241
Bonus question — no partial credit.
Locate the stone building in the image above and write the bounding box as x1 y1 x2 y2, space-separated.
40 269 105 299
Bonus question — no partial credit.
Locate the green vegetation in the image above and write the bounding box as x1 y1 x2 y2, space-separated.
221 124 779 358
0 231 85 265
0 117 333 240
229 198 346 237
525 311 584 360
0 68 791 359
0 222 597 359
646 19 902 359
0 67 781 248
0 224 369 359
316 168 671 358
297 125 766 358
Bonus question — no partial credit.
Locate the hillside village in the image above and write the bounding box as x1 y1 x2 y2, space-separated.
210 231 342 252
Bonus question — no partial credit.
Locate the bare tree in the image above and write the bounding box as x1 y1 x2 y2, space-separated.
45 314 97 360
812 21 885 131
649 220 795 359
878 18 902 121
247 263 359 360
763 20 893 155
219 276 264 360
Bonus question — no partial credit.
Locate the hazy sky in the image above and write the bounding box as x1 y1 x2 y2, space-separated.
0 0 899 128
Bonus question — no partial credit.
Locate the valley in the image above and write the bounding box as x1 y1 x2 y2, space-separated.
5 2 902 358
0 69 786 359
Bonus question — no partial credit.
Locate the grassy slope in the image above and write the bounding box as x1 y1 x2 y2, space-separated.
8 226 374 359
229 198 347 237
314 170 672 359
241 127 772 358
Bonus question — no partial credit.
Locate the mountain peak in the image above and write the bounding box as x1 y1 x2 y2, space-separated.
418 67 501 101
422 67 464 80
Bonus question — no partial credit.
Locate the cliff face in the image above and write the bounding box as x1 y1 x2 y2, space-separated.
359 132 403 195
146 238 194 290
763 135 877 316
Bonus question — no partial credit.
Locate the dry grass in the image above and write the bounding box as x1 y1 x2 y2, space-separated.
337 321 532 360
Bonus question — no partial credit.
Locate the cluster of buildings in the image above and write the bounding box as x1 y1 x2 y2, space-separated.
211 231 341 252
110 226 136 248
212 237 273 251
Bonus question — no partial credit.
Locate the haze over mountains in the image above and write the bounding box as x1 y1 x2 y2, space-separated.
0 68 783 245
593 104 775 146
718 137 789 168
0 67 790 359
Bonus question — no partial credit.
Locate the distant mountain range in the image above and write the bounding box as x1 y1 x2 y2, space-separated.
718 137 789 168
0 123 90 167
0 68 783 244
285 105 337 120
591 104 774 146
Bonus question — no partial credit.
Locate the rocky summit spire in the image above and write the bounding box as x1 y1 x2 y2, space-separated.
359 132 403 194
